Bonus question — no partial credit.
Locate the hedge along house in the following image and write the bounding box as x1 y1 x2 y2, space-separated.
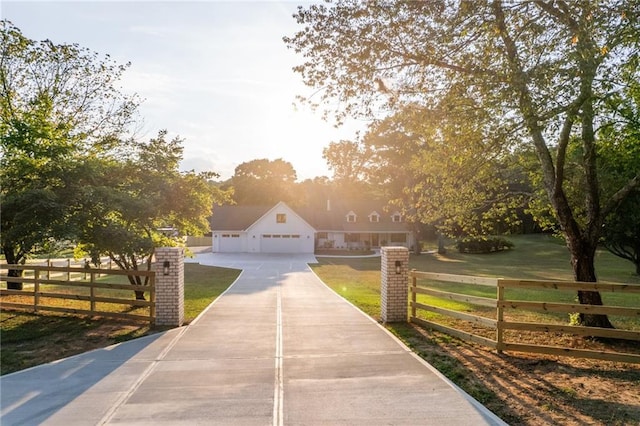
211 200 415 254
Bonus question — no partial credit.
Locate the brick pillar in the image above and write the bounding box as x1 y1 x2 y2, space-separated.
154 247 184 326
381 246 409 323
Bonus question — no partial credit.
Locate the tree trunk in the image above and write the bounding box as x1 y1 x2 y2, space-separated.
571 246 614 329
412 223 422 255
635 239 640 276
437 233 447 255
128 275 146 301
491 0 614 329
3 246 24 290
7 268 24 291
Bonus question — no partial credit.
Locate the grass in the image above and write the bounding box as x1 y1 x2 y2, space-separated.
313 234 640 334
182 264 240 321
314 234 640 310
0 263 240 375
310 234 640 424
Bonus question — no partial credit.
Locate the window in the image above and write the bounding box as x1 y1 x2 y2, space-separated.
369 212 380 222
345 233 360 243
392 213 402 223
276 213 287 223
346 211 357 222
390 233 407 243
317 232 328 239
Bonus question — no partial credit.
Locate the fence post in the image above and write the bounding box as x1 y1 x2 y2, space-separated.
153 247 184 326
34 269 40 313
90 272 97 314
496 279 504 354
380 246 409 323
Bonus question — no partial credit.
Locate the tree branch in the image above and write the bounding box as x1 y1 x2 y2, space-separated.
534 0 578 31
602 174 640 219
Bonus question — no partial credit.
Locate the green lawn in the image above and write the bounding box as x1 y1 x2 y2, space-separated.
311 235 640 424
182 264 240 321
311 234 640 323
0 263 240 375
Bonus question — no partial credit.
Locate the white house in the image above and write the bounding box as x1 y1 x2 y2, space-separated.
211 200 415 254
211 202 316 253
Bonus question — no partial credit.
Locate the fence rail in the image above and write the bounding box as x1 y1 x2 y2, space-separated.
409 270 640 364
1 264 155 324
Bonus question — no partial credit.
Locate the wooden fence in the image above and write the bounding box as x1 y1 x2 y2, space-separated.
3 256 140 272
0 264 155 324
409 270 640 364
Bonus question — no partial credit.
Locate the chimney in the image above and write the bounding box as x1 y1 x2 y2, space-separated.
327 199 331 211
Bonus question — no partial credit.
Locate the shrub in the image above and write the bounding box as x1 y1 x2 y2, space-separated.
456 236 514 254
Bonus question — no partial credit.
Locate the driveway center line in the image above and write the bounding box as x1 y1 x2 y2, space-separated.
273 283 284 426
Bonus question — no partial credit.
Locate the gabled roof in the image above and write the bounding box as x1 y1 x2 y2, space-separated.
246 201 315 233
211 200 412 233
210 205 272 231
296 199 407 230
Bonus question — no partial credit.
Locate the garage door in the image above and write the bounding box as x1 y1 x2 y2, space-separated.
219 234 243 252
260 234 302 253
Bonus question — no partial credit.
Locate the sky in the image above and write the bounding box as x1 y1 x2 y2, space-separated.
1 0 366 181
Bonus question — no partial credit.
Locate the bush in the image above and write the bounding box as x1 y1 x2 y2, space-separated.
456 236 514 254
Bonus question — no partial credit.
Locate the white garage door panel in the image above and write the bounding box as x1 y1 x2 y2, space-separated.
219 234 243 252
261 234 301 253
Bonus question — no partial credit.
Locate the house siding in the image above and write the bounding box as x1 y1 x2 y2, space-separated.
242 202 315 253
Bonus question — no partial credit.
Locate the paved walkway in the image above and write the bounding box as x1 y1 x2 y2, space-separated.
1 253 505 425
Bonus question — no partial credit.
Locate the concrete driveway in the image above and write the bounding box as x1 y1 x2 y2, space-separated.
1 253 505 425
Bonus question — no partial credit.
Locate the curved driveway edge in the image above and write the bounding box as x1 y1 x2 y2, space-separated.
1 253 506 425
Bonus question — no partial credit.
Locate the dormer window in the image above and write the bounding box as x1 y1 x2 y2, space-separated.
369 211 380 222
392 212 402 223
346 211 357 223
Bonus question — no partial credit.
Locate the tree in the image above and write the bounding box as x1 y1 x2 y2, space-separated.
323 103 524 254
599 52 640 276
293 176 334 209
368 102 522 237
76 131 224 299
229 158 298 205
285 1 640 327
1 21 138 289
323 140 369 183
322 140 377 201
602 192 640 275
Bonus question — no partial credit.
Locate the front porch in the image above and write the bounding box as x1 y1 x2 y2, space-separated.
316 231 412 251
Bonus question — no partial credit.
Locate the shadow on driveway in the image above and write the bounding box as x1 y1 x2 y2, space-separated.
0 329 179 425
